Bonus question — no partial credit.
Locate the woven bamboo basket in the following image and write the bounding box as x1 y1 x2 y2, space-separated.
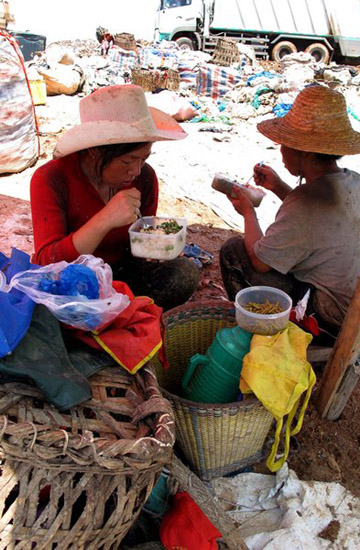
211 38 241 67
131 67 180 92
152 301 273 481
114 32 137 51
0 365 175 549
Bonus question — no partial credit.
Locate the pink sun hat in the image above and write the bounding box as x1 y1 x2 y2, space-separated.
54 84 187 158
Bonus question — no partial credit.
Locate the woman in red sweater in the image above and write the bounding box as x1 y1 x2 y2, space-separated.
31 85 200 310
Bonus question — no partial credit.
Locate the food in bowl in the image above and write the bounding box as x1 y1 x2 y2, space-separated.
211 173 265 207
139 219 183 235
235 182 266 207
243 300 284 315
235 286 292 335
129 216 187 260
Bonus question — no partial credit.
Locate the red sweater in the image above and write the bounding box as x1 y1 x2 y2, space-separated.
30 153 158 266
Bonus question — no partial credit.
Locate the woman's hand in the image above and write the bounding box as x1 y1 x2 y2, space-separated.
102 188 141 230
72 188 142 256
253 163 283 192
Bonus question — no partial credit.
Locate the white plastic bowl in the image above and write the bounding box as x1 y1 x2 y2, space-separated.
235 286 292 335
129 216 187 260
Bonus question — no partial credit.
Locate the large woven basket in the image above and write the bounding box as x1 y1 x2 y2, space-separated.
211 38 241 67
114 32 137 51
152 301 273 481
131 67 180 92
0 365 174 549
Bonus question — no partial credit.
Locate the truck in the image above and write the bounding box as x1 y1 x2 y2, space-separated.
154 0 360 64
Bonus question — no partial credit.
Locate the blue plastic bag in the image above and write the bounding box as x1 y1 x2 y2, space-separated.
8 255 130 331
39 264 99 299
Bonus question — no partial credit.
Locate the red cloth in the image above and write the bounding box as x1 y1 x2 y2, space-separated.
30 153 158 266
290 310 320 336
160 492 222 550
74 281 166 374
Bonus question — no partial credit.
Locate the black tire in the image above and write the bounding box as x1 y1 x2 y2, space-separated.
271 40 297 62
305 42 330 64
175 36 194 51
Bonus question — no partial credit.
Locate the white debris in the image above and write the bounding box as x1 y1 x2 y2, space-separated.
212 464 360 550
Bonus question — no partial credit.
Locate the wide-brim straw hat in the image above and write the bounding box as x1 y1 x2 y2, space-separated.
257 85 360 156
54 84 187 158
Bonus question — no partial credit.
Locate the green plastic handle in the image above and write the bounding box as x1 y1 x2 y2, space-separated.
181 353 209 392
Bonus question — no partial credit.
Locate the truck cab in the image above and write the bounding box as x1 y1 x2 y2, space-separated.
155 0 204 49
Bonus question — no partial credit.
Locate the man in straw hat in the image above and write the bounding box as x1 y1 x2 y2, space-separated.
30 85 200 310
220 85 360 341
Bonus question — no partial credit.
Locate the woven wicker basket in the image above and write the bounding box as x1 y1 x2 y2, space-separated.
152 301 273 481
114 32 137 51
0 365 174 549
211 38 241 67
131 67 180 92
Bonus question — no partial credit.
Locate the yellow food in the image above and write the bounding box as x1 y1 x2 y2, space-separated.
244 300 284 315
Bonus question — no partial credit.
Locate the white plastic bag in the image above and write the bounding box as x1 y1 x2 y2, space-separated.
9 255 130 331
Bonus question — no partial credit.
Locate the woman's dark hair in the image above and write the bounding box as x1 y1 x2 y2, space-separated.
315 153 343 162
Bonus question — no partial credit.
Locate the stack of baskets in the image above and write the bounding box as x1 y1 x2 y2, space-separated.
0 365 174 548
131 67 180 92
114 32 137 51
211 38 241 67
152 301 273 481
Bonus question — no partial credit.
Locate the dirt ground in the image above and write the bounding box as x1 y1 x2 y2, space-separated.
1 92 359 500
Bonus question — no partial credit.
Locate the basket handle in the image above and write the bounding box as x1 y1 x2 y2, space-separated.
181 353 208 393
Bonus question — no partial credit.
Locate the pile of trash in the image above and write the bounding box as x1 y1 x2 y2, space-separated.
4 23 360 177
22 32 360 130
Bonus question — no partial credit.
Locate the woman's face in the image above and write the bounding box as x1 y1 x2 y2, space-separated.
101 143 153 188
280 145 302 176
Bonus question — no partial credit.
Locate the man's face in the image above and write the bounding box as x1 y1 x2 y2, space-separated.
280 145 302 176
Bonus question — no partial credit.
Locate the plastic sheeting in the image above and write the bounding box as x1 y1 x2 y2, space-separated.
213 463 360 549
196 64 243 100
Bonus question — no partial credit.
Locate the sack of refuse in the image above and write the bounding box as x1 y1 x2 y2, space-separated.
37 63 85 95
145 90 197 121
8 255 130 331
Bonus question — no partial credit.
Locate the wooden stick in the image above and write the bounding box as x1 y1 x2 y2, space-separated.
169 455 249 550
315 276 360 418
324 362 360 421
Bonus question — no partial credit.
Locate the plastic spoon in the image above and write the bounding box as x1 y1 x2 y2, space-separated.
138 214 152 230
239 160 264 187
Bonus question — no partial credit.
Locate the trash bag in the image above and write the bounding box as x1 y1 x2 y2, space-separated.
37 63 85 95
0 30 39 174
8 255 130 331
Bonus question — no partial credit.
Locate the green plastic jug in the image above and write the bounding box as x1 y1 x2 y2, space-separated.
181 325 252 403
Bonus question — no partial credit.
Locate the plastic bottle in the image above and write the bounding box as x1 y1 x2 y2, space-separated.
181 325 252 403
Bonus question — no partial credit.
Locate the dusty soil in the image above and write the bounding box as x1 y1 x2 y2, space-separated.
1 94 359 499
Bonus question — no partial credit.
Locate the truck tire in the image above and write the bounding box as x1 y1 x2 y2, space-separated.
175 37 194 51
305 43 330 64
271 41 297 62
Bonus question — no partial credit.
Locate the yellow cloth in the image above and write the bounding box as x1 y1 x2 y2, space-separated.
240 322 316 472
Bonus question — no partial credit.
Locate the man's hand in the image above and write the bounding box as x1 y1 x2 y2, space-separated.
253 163 292 201
253 163 283 192
228 187 255 216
